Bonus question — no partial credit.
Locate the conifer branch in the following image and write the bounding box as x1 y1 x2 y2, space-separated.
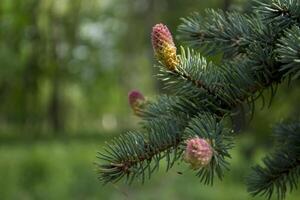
255 0 300 27
96 1 300 198
276 25 300 80
178 10 254 57
96 118 184 184
157 47 218 97
247 121 300 200
96 95 209 184
183 113 234 185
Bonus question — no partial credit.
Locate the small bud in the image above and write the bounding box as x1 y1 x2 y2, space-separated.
151 23 179 71
183 137 213 169
128 90 145 116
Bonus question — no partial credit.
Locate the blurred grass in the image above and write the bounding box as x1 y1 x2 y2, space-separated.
0 135 299 200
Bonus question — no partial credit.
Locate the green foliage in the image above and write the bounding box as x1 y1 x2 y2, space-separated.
183 113 233 185
276 25 300 80
96 95 196 184
97 1 300 199
178 10 253 57
157 47 215 97
247 121 300 200
255 0 300 27
140 95 201 119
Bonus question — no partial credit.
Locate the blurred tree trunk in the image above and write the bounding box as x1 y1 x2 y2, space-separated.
49 73 64 133
223 0 231 10
23 46 40 130
22 1 42 131
47 5 64 134
47 0 81 133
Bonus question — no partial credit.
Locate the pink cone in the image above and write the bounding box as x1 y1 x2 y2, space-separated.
128 90 145 115
151 23 178 70
184 137 213 169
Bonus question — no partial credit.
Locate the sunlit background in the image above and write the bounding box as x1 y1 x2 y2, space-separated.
0 0 300 199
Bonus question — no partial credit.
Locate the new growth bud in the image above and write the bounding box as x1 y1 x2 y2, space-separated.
184 137 213 169
151 23 179 71
128 90 145 116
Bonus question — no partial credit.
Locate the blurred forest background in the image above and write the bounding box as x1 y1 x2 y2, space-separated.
0 0 299 199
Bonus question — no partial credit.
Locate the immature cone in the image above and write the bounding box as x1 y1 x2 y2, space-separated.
184 137 213 169
128 90 145 116
151 23 179 71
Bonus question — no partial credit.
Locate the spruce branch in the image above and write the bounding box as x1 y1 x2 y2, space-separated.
97 1 300 198
97 94 211 184
178 10 253 57
255 0 300 27
176 7 285 108
139 95 204 120
96 116 185 184
276 25 300 80
183 113 234 185
157 47 218 98
158 47 263 111
247 121 300 200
